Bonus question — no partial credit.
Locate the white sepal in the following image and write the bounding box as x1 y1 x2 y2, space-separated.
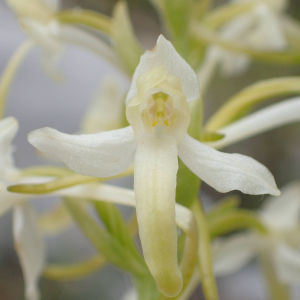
28 126 136 177
178 134 280 196
125 35 200 104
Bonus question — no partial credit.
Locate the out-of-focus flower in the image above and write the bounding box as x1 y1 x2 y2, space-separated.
6 0 63 79
213 180 300 284
5 0 124 79
0 117 45 300
198 0 288 86
28 35 280 297
0 116 136 300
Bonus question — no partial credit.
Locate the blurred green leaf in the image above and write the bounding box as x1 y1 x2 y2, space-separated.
57 9 112 34
176 98 203 208
202 130 225 142
64 198 147 275
94 201 141 259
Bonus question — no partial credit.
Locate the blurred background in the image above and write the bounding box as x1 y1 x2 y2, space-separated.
1 0 300 299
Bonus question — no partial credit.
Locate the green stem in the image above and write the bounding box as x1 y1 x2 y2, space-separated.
194 200 219 300
21 165 74 177
8 166 133 194
56 10 112 35
207 195 240 221
208 210 269 239
43 255 106 280
202 1 256 29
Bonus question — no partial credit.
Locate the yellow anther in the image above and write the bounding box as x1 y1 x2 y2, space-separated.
152 121 158 127
164 120 169 127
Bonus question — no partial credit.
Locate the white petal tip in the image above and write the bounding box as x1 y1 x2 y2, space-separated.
272 189 281 196
28 127 51 147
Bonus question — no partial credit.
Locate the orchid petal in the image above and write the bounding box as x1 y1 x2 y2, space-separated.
125 35 200 104
134 133 182 297
213 233 259 276
260 181 300 230
274 243 300 284
178 134 280 195
13 203 45 300
28 126 136 177
208 97 300 149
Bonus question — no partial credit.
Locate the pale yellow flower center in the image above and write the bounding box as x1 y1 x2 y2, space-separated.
141 92 180 131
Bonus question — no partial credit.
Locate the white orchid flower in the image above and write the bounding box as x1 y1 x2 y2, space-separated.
5 0 124 80
0 117 45 300
198 0 288 86
213 180 300 285
80 77 126 133
0 116 137 300
28 35 280 297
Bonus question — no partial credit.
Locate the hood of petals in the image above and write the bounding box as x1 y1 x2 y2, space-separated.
125 35 200 104
126 65 190 143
